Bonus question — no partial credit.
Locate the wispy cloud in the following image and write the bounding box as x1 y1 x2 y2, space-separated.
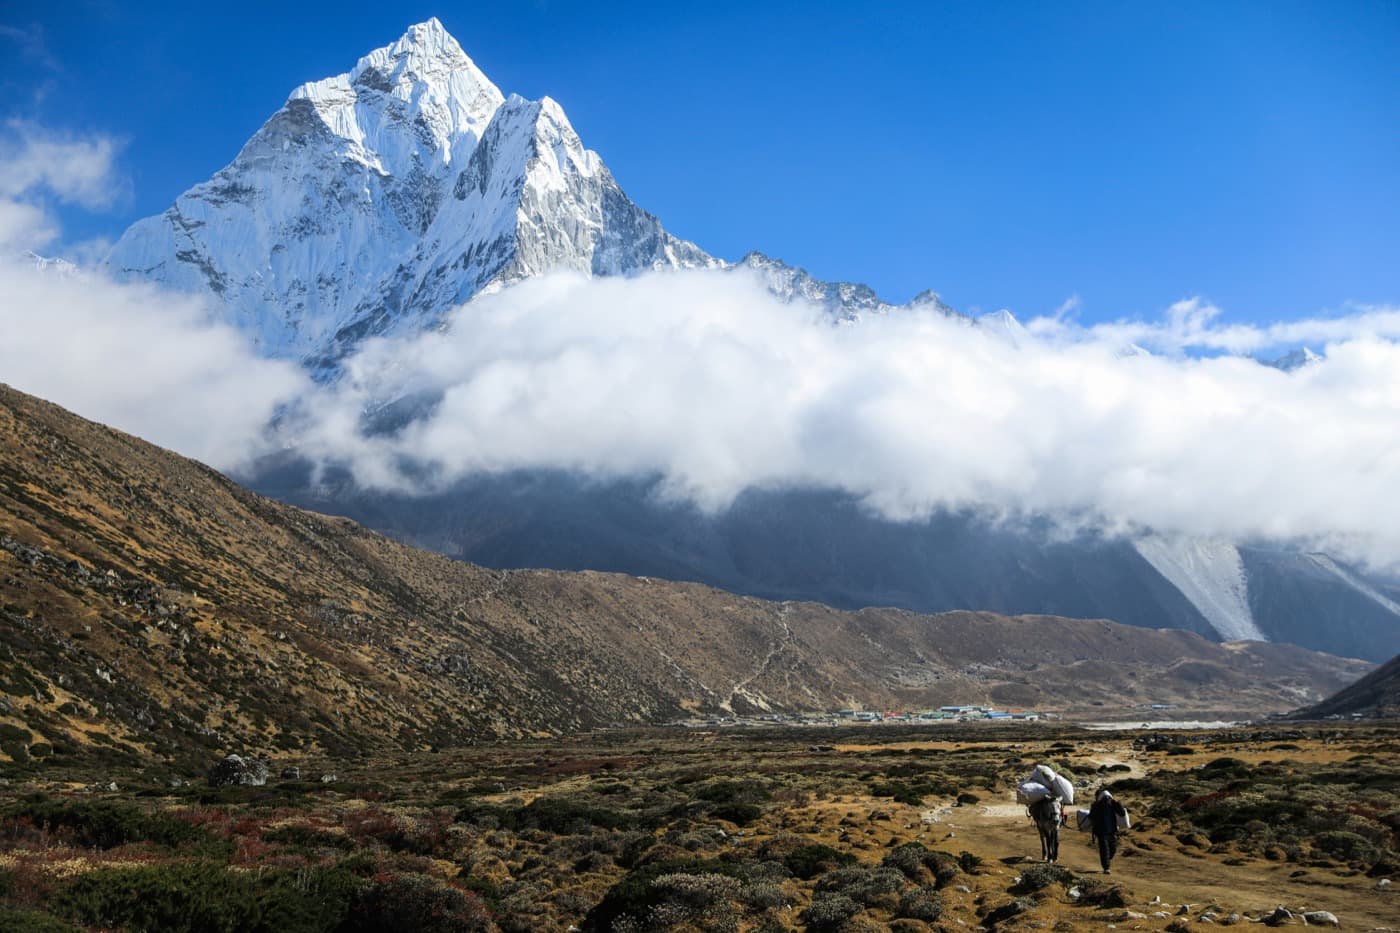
0 22 58 69
0 121 126 210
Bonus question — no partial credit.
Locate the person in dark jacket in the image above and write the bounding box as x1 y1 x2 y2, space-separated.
1088 788 1128 873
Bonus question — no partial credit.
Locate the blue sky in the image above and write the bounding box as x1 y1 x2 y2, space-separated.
3 0 1397 324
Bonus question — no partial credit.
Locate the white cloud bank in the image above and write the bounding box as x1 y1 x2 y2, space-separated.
0 257 309 468
2 126 1398 572
278 270 1400 572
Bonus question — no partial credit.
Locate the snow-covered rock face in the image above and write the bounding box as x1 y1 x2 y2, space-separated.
104 18 716 370
737 251 959 322
1261 347 1323 372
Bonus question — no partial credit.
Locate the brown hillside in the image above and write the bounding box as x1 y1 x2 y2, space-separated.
0 383 1370 768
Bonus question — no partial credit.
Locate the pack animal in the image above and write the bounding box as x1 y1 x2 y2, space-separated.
1029 796 1061 862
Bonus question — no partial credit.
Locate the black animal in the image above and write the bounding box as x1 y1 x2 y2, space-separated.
1029 796 1061 862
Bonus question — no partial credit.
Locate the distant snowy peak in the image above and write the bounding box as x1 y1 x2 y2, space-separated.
104 19 713 369
105 19 959 369
736 252 960 322
975 309 1028 344
20 250 79 277
1262 347 1323 372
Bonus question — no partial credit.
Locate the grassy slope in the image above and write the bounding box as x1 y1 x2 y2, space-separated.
0 383 1372 769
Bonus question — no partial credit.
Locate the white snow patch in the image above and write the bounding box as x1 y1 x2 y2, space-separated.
1306 554 1400 616
1133 535 1266 641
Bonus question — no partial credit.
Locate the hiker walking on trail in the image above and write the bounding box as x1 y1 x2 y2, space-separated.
1089 788 1128 873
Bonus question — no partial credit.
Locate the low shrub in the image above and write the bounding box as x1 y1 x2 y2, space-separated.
581 858 742 931
814 865 904 907
880 842 960 887
709 802 762 826
1014 862 1074 893
58 862 359 933
896 885 943 922
1313 830 1380 867
4 800 210 850
341 874 491 933
800 892 863 931
781 843 856 880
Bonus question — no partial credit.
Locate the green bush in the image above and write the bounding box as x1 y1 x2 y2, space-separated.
58 862 359 933
1313 830 1381 867
514 796 641 834
709 802 762 826
1015 862 1074 893
340 874 490 933
6 800 210 850
782 843 856 880
581 858 741 931
0 907 80 932
896 885 944 922
695 780 770 804
814 865 904 907
880 842 960 887
800 892 863 931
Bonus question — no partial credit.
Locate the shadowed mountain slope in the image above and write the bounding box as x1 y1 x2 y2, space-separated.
0 384 1370 769
1290 652 1400 720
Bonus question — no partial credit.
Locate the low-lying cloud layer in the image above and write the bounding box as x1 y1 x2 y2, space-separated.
2 127 1397 571
7 256 1400 571
1 258 308 468
280 271 1400 571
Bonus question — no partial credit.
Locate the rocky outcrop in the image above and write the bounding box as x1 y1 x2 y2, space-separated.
207 754 268 787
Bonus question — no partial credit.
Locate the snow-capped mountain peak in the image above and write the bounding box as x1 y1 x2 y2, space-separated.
286 19 503 177
975 308 1028 344
104 20 712 369
1262 347 1323 372
105 19 958 371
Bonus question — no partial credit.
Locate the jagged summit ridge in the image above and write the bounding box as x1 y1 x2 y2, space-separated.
737 251 960 322
104 20 715 369
287 17 503 173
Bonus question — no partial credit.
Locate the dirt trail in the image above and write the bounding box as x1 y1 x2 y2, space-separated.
918 745 1398 930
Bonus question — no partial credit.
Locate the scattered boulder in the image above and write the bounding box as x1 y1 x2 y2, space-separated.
1301 911 1338 928
320 773 338 783
280 766 300 780
206 753 268 787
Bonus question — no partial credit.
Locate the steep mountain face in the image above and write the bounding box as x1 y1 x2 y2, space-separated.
0 384 1371 766
255 466 1400 663
1290 651 1400 719
104 19 715 371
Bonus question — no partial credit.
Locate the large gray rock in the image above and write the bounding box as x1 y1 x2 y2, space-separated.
206 753 269 787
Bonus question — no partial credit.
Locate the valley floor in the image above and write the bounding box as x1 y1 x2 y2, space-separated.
0 722 1396 931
